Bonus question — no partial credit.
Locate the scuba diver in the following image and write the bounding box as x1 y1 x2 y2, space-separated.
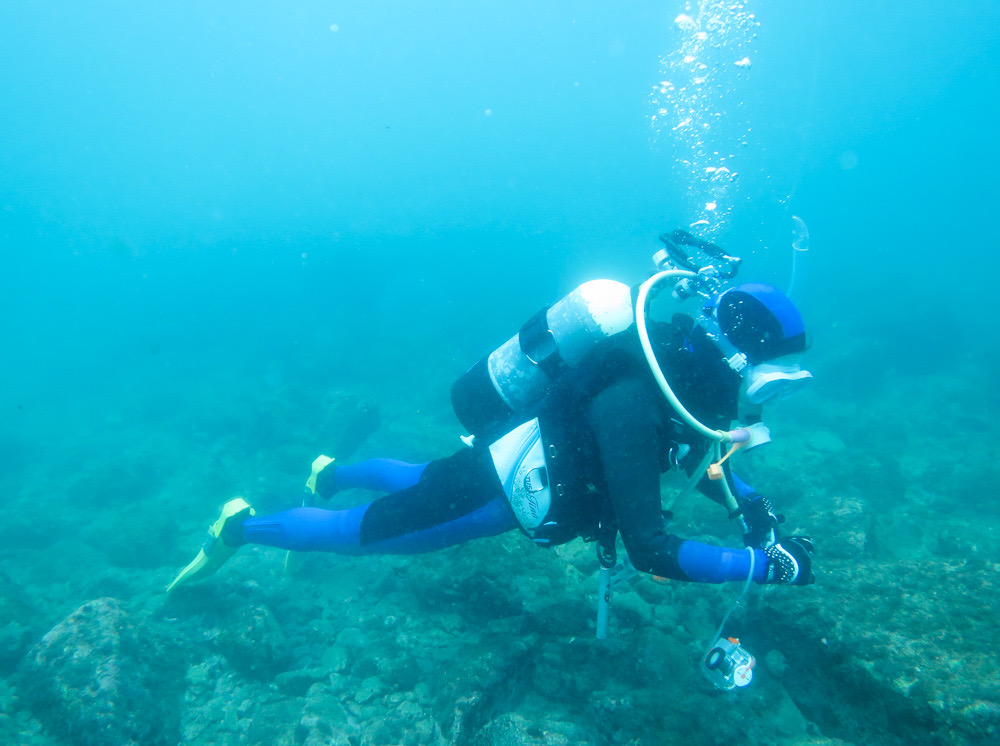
168 231 815 597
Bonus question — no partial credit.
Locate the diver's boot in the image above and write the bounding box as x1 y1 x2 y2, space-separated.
286 456 337 575
166 497 255 593
305 455 337 499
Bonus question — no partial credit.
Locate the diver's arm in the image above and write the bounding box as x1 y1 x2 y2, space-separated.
587 379 691 580
683 449 777 548
587 379 771 583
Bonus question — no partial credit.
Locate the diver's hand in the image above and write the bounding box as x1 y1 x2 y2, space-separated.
305 455 337 499
740 494 780 549
764 537 815 585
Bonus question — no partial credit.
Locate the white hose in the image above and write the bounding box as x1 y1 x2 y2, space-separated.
636 271 746 514
635 270 731 443
705 547 756 653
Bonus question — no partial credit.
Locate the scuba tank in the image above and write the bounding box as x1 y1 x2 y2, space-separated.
450 279 634 439
450 230 746 441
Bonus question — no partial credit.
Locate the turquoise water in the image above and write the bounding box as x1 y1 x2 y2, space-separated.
2 2 999 745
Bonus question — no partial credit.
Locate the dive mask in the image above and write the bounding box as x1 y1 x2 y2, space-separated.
699 308 813 408
741 355 813 405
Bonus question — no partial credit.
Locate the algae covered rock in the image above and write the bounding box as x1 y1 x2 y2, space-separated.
472 712 556 746
214 602 291 679
753 557 1000 744
180 654 302 745
296 680 357 745
20 597 179 746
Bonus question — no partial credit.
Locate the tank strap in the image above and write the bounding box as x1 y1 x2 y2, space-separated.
519 307 566 379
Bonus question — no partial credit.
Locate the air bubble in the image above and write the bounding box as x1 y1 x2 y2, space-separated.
651 0 759 239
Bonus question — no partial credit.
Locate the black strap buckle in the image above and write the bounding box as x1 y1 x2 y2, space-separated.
519 307 565 378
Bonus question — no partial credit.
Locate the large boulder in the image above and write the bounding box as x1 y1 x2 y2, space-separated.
20 597 179 746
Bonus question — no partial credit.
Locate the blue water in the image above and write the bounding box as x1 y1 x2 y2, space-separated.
1 2 999 743
3 1 998 404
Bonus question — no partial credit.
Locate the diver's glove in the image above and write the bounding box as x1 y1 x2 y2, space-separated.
763 537 815 586
739 493 780 549
305 455 338 499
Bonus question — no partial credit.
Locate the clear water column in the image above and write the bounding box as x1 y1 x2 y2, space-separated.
648 1 760 240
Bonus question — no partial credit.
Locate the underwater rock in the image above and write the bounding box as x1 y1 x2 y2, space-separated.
752 558 1000 744
296 681 357 746
334 625 367 650
805 430 847 454
181 654 302 745
274 666 330 696
0 567 41 674
472 712 548 746
471 705 601 746
956 699 1000 742
763 647 789 677
436 642 537 745
531 596 593 637
320 643 350 672
629 625 692 685
20 597 177 746
820 494 869 560
214 602 291 679
353 675 385 704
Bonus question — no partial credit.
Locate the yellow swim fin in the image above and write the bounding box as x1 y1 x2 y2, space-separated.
166 497 255 593
285 456 336 575
304 455 336 496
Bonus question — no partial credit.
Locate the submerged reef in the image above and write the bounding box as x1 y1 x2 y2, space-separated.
1 370 997 745
19 597 181 746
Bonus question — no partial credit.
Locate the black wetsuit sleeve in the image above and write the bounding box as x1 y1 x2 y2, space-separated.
586 377 690 580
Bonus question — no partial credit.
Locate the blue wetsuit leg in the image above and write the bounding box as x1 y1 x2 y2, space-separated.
241 447 517 555
239 498 517 555
335 459 427 493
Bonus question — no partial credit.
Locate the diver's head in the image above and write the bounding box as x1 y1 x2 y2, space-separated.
702 283 812 412
716 283 806 365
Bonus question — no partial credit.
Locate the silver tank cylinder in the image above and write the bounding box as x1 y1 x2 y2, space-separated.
488 279 634 408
